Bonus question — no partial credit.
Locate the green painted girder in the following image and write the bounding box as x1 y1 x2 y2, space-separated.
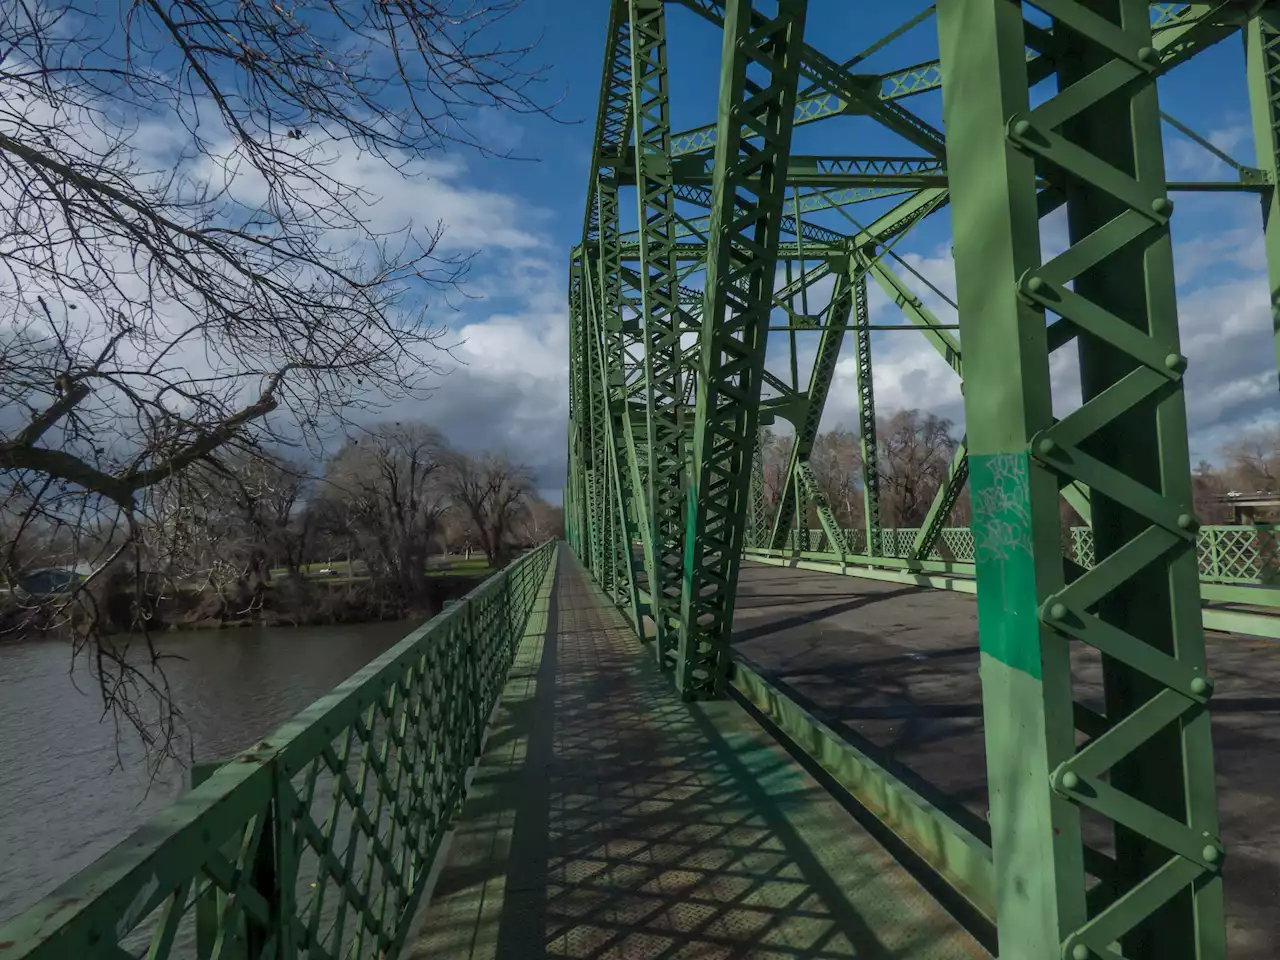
668 0 946 157
627 0 687 664
624 183 951 259
795 461 848 555
939 1 1229 956
852 4 1218 120
911 438 969 562
590 251 646 624
748 432 768 549
1246 10 1280 391
768 266 854 551
667 182 854 246
853 273 882 558
676 0 809 699
620 240 847 259
865 245 1105 534
863 254 963 377
580 3 633 248
619 153 947 189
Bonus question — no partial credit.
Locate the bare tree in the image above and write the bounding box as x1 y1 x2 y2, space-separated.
876 409 958 526
1223 426 1280 493
321 424 450 602
760 429 793 518
514 494 563 545
447 451 533 568
809 427 863 528
0 0 556 752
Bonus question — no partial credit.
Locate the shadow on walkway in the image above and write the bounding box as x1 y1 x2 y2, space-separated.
410 552 985 960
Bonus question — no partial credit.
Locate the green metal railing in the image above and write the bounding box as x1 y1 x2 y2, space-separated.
0 541 557 960
780 524 1280 584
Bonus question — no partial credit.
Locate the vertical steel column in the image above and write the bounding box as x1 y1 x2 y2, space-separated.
1247 9 1280 390
677 0 808 698
628 0 685 665
768 267 854 552
748 430 768 548
939 2 1225 957
853 273 881 557
588 238 643 624
567 253 587 553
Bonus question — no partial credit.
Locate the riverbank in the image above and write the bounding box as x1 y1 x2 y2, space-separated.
0 568 494 638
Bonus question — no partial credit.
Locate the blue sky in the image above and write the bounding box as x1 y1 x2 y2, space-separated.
392 2 1280 498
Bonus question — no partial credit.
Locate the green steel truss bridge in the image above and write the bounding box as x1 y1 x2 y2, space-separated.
6 3 1280 959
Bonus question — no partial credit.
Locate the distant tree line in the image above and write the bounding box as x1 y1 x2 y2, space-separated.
761 410 1280 533
1 420 561 634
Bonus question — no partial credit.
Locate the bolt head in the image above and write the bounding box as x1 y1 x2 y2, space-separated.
1061 770 1079 790
1038 437 1057 456
1165 352 1187 372
1203 844 1220 863
1027 275 1046 294
1138 46 1159 64
1072 944 1090 960
1050 602 1067 621
1177 512 1195 530
1012 119 1032 137
1152 196 1173 216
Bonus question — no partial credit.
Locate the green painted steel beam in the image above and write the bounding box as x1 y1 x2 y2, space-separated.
911 438 969 562
668 0 946 157
938 2 1227 956
768 265 854 552
676 0 809 699
619 154 948 188
730 659 996 924
627 0 687 664
852 273 883 559
1247 9 1280 391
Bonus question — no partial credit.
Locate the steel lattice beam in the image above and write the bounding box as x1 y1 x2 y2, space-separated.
566 3 1252 953
676 0 809 697
939 0 1234 955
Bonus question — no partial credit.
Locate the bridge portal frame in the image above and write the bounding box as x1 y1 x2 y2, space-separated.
567 2 1280 957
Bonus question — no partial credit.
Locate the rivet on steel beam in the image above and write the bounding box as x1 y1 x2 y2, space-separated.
1203 844 1221 864
1012 118 1032 137
1049 602 1067 621
1190 676 1213 696
1165 352 1187 372
1072 944 1090 960
1152 196 1174 216
1138 46 1159 65
1038 437 1057 456
1027 275 1047 295
1177 512 1197 530
1060 770 1079 790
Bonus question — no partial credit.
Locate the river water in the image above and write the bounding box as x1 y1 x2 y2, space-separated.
0 619 414 925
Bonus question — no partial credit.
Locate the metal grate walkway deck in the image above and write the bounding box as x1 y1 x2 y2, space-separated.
408 551 988 959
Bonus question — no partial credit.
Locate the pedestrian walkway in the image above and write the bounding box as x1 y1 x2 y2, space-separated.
407 552 987 959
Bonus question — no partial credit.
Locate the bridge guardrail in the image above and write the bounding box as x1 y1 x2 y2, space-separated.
0 540 558 960
771 523 1280 585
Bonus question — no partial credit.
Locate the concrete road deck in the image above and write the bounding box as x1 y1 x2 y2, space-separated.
409 552 988 960
732 561 1280 960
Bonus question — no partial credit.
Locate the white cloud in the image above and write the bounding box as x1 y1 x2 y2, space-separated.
800 201 1279 468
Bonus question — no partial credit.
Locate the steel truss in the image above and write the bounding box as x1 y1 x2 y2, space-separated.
568 2 1273 955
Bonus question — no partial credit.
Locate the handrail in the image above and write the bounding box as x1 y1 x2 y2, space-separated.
756 524 1280 586
0 541 558 960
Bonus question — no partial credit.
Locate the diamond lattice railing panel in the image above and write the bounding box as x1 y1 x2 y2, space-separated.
940 528 975 562
1201 525 1280 583
0 543 556 960
1071 526 1095 569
